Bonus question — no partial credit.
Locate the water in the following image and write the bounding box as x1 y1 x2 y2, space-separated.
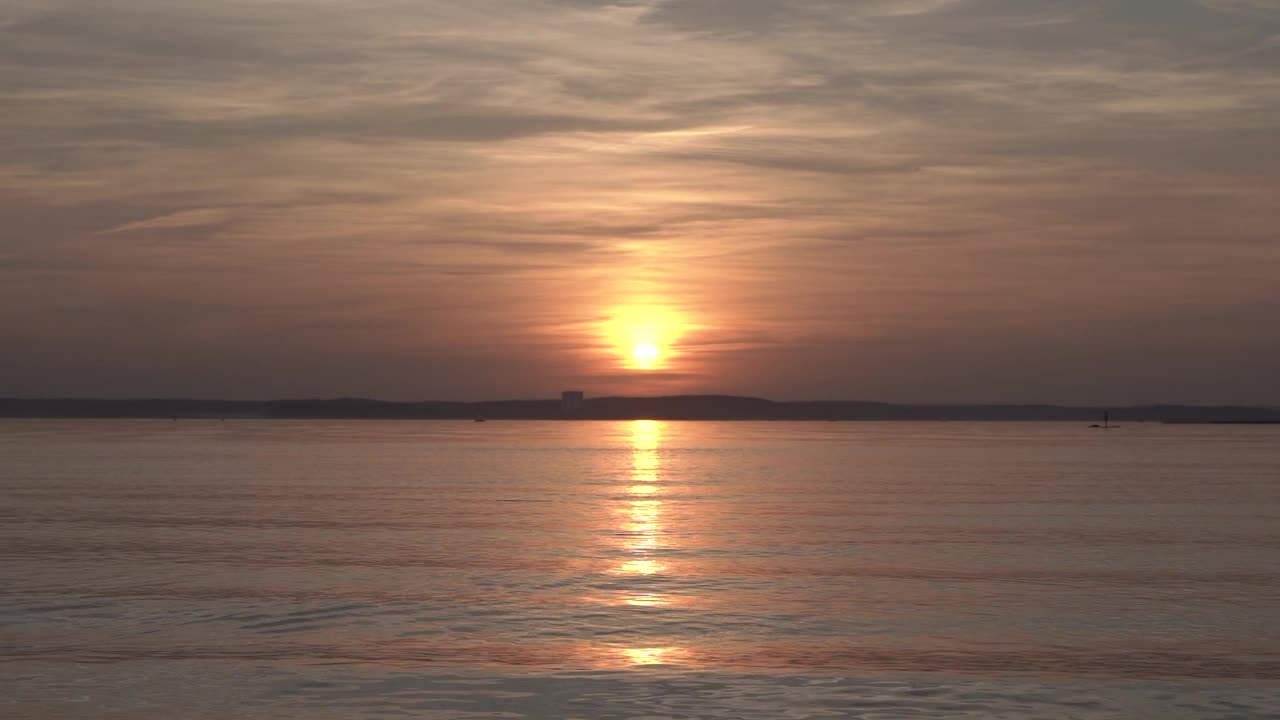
2 420 1278 718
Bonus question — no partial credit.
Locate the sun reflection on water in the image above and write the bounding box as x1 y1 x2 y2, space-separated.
623 593 669 607
614 420 684 664
616 558 664 576
621 647 679 665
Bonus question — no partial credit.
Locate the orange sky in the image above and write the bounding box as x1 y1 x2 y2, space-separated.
2 1 1278 403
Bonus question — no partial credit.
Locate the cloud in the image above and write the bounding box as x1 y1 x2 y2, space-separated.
1198 0 1280 17
102 208 235 234
1 0 1278 402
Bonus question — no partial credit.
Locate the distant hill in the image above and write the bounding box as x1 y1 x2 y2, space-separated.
2 395 1278 422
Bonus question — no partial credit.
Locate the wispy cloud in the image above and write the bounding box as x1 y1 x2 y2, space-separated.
1 0 1277 402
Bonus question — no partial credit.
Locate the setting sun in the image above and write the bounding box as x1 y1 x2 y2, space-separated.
631 342 661 368
604 306 689 371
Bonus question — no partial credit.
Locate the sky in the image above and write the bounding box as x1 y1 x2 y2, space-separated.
2 0 1278 404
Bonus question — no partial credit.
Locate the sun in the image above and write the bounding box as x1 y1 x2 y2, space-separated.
631 342 661 369
603 305 687 371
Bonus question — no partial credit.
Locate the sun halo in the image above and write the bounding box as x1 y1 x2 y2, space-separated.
631 342 662 368
604 306 687 372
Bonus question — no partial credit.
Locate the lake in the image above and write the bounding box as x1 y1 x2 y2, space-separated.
2 420 1277 718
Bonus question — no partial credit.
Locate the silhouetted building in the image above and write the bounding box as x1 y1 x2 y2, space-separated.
560 391 585 414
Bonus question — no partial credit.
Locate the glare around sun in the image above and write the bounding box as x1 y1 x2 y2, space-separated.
603 305 689 372
631 343 661 368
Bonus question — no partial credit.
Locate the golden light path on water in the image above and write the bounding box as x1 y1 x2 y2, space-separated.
615 420 682 665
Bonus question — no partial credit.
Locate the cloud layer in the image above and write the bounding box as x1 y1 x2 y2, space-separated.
2 0 1278 403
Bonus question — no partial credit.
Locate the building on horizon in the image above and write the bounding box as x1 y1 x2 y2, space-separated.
560 391 584 415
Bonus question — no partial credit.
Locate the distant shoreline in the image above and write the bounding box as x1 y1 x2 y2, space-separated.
2 396 1278 423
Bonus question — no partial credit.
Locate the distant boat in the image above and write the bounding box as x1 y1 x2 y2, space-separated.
1089 411 1117 429
473 417 486 423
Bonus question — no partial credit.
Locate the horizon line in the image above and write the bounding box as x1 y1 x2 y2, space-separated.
2 395 1277 410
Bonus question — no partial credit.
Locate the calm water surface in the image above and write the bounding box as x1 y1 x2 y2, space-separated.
2 420 1278 718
